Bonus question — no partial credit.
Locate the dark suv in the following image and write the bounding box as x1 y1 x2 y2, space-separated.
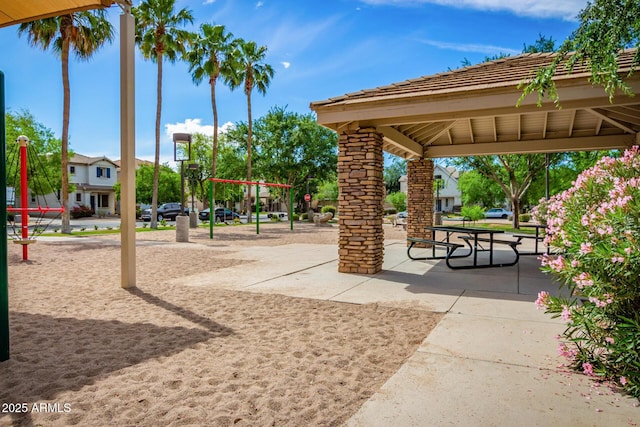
141 203 189 221
198 207 240 222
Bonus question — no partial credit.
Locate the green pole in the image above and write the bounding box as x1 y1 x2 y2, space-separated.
1 71 10 362
289 187 293 231
256 184 260 235
209 180 213 239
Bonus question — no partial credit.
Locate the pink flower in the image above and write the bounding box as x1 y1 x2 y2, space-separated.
611 256 625 263
625 247 632 255
561 305 572 321
582 362 594 376
579 242 593 255
620 376 627 386
605 337 615 344
535 291 550 310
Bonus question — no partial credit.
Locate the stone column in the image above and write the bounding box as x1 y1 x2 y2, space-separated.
407 159 434 246
338 127 384 274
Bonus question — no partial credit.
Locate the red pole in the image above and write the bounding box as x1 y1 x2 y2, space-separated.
19 137 28 260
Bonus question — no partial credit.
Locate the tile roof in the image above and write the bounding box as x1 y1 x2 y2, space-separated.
311 49 639 107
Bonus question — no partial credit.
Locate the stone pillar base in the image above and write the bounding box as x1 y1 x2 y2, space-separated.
176 215 189 242
189 211 198 228
338 127 384 274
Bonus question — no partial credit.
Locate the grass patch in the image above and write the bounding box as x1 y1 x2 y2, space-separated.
41 226 176 237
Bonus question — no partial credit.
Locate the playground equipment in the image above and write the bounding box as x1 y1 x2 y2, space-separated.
208 178 293 238
6 135 64 261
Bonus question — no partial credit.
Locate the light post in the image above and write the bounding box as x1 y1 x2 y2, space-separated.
173 133 192 215
173 133 191 242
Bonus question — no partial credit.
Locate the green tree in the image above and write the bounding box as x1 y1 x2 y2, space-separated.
186 24 236 186
314 179 339 202
386 192 406 212
457 170 504 208
523 33 556 53
116 163 180 204
133 0 193 229
520 1 640 106
453 154 555 228
250 107 338 217
384 157 406 193
214 127 251 208
228 39 274 222
5 110 64 198
18 11 114 233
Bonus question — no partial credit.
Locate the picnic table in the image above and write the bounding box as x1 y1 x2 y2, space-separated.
418 225 520 269
513 224 547 255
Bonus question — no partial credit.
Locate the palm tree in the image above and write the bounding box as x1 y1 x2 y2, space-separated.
229 39 274 223
132 0 193 229
186 24 235 207
18 12 114 234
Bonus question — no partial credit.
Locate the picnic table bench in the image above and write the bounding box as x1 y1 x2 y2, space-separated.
406 226 522 269
406 237 472 268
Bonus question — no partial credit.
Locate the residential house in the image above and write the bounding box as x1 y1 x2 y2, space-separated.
399 164 462 212
69 154 118 215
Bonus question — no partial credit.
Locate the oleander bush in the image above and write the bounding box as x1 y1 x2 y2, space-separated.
534 146 640 399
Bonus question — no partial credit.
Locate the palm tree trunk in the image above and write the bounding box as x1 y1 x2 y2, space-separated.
246 90 253 223
60 21 72 234
151 54 163 229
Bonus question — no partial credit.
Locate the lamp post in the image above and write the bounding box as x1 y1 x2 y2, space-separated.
173 133 192 215
173 133 191 242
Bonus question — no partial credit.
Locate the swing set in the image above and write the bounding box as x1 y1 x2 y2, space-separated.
208 178 294 238
6 136 64 261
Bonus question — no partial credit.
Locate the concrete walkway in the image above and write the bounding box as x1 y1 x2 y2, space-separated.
170 238 639 425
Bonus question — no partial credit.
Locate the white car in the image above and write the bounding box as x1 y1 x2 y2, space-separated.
484 208 512 219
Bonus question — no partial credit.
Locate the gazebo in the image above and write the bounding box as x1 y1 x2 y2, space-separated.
310 49 640 274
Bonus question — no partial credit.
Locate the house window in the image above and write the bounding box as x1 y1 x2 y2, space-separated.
76 193 82 202
96 167 111 178
70 166 75 175
100 194 109 208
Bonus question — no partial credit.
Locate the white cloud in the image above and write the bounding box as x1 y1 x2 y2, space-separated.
164 118 233 140
418 39 520 56
358 0 587 20
256 1 264 8
281 61 291 69
203 0 215 4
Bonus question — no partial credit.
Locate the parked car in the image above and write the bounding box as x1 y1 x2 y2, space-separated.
199 207 240 222
140 203 189 222
484 208 512 219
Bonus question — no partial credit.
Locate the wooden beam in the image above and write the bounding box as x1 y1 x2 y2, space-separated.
568 110 576 137
468 119 475 143
378 126 423 158
586 108 637 134
425 121 456 145
423 134 635 158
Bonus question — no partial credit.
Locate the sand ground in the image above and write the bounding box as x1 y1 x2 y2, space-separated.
1 222 441 426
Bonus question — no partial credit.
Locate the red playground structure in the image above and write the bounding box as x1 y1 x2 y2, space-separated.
6 136 64 261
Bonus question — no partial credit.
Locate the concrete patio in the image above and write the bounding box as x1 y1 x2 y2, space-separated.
168 236 640 426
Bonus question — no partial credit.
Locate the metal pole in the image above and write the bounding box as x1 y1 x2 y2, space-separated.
0 71 9 361
289 187 293 231
119 6 136 288
180 161 185 215
19 138 29 260
545 153 550 200
209 180 213 239
256 183 260 235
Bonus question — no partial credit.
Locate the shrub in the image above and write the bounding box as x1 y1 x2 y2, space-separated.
321 205 337 217
301 213 308 221
386 192 407 212
519 213 531 223
291 213 299 221
535 146 640 399
70 204 93 219
460 205 485 222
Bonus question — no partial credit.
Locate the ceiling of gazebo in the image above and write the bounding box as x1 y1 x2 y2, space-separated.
310 49 640 159
0 1 118 28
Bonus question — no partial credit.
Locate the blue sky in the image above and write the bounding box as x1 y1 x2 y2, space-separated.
0 0 587 165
